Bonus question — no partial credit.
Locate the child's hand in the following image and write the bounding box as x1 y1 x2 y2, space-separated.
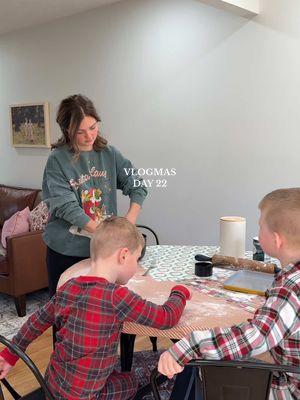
185 286 193 300
179 285 193 300
158 350 184 379
0 356 12 379
171 285 192 301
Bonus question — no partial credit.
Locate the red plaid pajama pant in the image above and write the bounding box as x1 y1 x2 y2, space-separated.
98 370 138 400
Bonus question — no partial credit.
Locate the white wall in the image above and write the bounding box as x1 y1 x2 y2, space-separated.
1 0 300 248
200 0 259 16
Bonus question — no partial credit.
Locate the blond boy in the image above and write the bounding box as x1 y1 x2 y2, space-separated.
0 217 191 400
159 188 300 400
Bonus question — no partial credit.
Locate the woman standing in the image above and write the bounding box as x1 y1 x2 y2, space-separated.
43 94 147 296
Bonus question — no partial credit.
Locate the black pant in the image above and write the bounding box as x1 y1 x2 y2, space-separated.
46 247 87 345
46 246 87 297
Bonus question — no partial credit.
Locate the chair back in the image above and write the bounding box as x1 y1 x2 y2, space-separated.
151 359 300 400
201 364 272 400
0 384 4 400
0 335 54 400
136 225 159 260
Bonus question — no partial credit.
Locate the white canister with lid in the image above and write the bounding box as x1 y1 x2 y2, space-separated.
219 216 246 258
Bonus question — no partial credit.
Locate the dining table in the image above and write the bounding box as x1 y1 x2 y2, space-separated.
57 244 276 371
120 244 277 371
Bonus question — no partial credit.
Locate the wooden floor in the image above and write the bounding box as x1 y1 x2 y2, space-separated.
0 329 172 399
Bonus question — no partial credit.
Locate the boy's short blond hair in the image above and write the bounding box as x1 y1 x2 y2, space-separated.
259 188 300 248
90 216 145 261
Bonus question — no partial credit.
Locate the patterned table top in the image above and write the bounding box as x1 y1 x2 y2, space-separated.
140 245 276 283
140 245 229 281
123 245 274 338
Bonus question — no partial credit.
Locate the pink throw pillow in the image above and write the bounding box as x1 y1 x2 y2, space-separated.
1 207 30 248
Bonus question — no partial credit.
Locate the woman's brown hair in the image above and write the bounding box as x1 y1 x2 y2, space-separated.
52 94 107 159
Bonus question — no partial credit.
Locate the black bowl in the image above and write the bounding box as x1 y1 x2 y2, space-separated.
195 261 213 277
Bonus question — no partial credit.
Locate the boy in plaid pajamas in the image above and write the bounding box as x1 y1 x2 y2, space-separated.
0 217 191 400
159 188 300 400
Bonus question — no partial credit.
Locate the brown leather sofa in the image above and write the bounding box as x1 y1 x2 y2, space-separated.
0 184 48 316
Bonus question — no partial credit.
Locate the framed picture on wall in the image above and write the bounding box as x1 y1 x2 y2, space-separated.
10 102 50 148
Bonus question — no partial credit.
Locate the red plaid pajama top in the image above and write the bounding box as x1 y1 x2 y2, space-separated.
1 276 190 399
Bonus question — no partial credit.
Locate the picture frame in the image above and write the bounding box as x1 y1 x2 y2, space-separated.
10 102 50 148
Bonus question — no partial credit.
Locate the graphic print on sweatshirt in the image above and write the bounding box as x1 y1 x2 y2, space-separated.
81 188 111 223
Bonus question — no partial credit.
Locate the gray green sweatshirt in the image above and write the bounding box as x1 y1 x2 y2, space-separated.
42 145 147 257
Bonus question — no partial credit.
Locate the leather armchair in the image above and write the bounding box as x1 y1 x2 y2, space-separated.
0 185 48 316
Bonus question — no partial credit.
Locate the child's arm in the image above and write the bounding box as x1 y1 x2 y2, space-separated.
159 285 299 377
0 356 13 379
112 285 191 329
0 296 56 367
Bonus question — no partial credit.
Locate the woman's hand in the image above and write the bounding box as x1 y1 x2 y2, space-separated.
158 351 184 379
125 213 137 225
0 356 13 379
83 219 99 233
124 202 141 225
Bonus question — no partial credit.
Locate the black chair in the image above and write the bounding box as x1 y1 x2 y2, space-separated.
150 359 300 400
0 335 156 400
136 224 160 261
120 225 160 372
137 224 160 351
0 335 55 400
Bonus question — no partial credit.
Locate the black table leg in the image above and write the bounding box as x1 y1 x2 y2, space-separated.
120 333 136 372
149 336 158 352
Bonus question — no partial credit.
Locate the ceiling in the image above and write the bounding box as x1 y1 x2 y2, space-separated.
0 0 123 36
